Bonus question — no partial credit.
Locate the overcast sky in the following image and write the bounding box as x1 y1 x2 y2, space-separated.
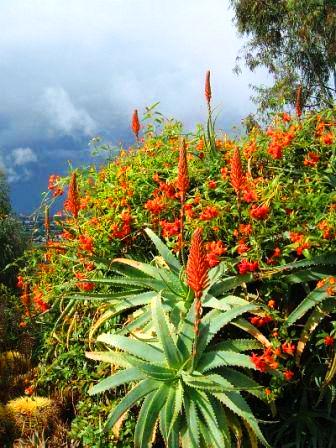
0 0 269 213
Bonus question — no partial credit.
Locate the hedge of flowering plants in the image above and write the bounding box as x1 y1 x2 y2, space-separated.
17 73 336 446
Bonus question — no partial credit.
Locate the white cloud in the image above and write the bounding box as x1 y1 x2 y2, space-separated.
42 87 96 136
12 147 37 166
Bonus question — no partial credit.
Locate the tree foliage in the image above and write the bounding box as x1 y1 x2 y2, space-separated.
230 0 336 114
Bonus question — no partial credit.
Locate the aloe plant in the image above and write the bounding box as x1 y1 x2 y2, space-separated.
87 295 269 447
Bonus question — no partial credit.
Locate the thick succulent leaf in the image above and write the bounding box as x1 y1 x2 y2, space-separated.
208 273 254 296
134 384 169 448
296 299 336 364
286 288 331 326
191 389 225 448
97 333 164 363
89 367 145 395
86 350 132 368
213 391 270 447
196 304 257 360
160 387 176 443
105 379 158 430
210 338 262 353
209 395 231 447
183 373 237 392
324 351 336 385
183 394 200 448
168 380 183 437
117 309 151 335
274 252 336 274
244 420 259 448
125 356 177 381
89 292 157 340
176 305 195 361
151 296 182 368
90 276 165 290
232 318 272 348
113 258 165 279
145 228 182 274
70 289 144 301
197 351 255 372
283 270 331 284
220 367 265 400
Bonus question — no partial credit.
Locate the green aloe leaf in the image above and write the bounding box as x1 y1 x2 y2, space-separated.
176 304 196 361
151 296 182 368
210 338 262 352
287 287 331 325
89 367 145 395
145 228 182 273
105 379 159 431
197 351 255 372
97 333 164 363
134 384 169 447
183 394 200 448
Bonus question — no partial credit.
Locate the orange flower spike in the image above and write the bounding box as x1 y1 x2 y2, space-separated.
67 172 80 219
176 139 189 201
186 228 209 299
295 84 302 118
131 109 140 139
230 147 245 195
186 229 209 342
205 70 211 104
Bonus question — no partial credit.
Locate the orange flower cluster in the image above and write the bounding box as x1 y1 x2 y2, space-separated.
250 204 270 220
48 174 63 197
176 140 189 201
199 205 219 221
249 315 273 327
32 286 49 312
289 232 310 255
266 127 296 159
144 197 166 215
131 109 140 139
78 234 94 253
304 151 320 167
251 347 279 372
204 70 211 104
205 240 227 267
316 276 336 296
237 259 259 274
230 147 245 195
110 210 132 239
75 272 94 292
159 219 180 238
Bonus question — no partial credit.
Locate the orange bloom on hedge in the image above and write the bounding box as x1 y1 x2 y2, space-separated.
199 205 219 221
321 132 333 145
144 197 165 215
283 369 294 381
78 234 94 253
250 204 270 220
282 341 296 356
131 109 140 139
205 240 226 267
324 335 334 346
204 70 211 104
65 172 80 218
304 152 320 167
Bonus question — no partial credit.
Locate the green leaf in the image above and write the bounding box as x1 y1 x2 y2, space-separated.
105 379 158 431
197 351 255 372
219 367 265 400
176 304 195 361
126 357 177 381
183 373 237 392
152 296 182 368
214 391 270 447
183 394 200 448
287 288 331 325
97 334 164 363
210 338 262 352
196 304 257 360
208 274 254 296
134 384 169 447
86 350 131 368
89 367 145 395
145 228 182 273
192 389 225 448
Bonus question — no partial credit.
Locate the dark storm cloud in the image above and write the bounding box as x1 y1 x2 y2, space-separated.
0 0 269 212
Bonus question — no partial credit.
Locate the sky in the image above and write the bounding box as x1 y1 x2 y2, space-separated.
0 0 269 213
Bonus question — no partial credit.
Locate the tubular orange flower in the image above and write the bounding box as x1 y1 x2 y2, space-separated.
205 70 211 104
131 109 140 139
65 172 80 218
176 139 189 200
295 84 302 118
230 147 245 195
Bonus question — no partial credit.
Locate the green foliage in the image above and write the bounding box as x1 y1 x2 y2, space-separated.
230 0 336 114
88 296 269 447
